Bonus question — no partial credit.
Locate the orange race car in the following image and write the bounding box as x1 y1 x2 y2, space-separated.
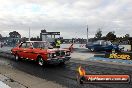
11 41 71 66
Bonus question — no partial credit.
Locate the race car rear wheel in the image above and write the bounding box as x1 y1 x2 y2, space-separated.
38 57 45 66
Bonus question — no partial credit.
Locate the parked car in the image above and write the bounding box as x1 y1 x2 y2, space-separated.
86 40 123 52
11 41 71 66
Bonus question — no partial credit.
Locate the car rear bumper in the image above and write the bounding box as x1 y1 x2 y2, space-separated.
47 56 71 64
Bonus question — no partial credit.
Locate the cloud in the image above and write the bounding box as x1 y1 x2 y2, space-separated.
0 0 131 38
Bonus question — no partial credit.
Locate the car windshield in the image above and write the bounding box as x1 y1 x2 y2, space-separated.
32 42 51 49
106 41 112 45
93 40 102 45
93 40 112 45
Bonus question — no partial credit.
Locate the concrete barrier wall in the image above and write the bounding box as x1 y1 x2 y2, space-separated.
61 44 131 51
61 44 86 49
119 45 131 51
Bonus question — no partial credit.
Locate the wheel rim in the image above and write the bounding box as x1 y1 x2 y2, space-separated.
38 58 44 66
91 48 94 51
15 55 19 60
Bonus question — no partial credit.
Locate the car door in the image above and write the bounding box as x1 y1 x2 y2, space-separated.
17 43 27 58
93 41 102 51
25 42 38 60
101 41 107 51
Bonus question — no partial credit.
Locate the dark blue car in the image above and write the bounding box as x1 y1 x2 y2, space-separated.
86 40 122 52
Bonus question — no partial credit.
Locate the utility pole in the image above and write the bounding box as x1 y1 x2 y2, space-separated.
87 25 89 43
29 27 30 41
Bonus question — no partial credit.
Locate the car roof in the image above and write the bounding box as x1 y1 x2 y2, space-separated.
96 40 105 42
25 41 48 43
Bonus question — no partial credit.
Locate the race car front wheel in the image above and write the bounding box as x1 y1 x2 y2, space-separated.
90 48 95 52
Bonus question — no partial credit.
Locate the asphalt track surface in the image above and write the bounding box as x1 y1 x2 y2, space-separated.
0 51 132 88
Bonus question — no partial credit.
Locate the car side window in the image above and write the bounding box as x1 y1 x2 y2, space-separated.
26 43 31 48
20 43 26 48
102 42 106 46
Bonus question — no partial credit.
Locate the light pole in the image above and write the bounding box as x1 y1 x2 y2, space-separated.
87 25 89 43
29 27 31 41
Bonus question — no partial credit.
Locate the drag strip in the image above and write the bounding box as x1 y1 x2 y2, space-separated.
0 52 132 88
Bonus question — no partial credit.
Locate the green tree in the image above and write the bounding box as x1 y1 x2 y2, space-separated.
9 31 21 38
124 34 130 38
0 34 2 38
106 31 116 41
95 28 102 39
122 34 130 44
21 37 27 42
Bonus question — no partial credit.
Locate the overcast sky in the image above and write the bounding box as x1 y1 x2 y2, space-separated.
0 0 131 38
